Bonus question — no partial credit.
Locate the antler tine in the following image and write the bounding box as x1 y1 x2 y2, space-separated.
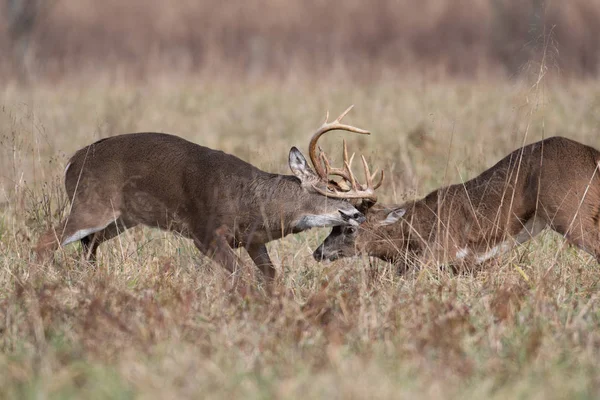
319 150 332 175
320 141 356 188
361 155 385 190
361 155 372 187
342 139 349 166
373 170 385 189
306 106 384 202
312 179 378 201
308 106 370 181
342 160 357 190
312 152 383 202
335 105 354 123
342 139 357 179
342 139 357 172
341 140 359 190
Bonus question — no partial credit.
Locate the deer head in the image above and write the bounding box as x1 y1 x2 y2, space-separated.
286 105 383 230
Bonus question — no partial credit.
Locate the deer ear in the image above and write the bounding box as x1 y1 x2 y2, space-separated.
289 147 316 182
379 207 406 226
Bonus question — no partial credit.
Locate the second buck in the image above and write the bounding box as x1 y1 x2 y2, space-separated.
37 106 378 282
314 136 600 270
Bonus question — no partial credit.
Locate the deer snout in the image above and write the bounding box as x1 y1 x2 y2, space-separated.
313 243 340 262
313 245 325 261
339 209 366 226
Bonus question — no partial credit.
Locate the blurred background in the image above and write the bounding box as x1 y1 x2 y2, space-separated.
2 0 600 201
2 0 600 83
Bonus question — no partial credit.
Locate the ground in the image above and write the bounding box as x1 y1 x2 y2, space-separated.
0 76 599 398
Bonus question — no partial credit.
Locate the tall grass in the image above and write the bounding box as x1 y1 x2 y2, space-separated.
2 0 600 81
0 76 599 398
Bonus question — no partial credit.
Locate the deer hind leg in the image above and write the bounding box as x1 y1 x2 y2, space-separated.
35 207 120 263
551 206 600 262
561 221 600 263
471 217 547 265
562 234 600 263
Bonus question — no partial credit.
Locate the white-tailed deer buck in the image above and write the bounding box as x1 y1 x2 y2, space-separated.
314 136 600 271
36 106 380 281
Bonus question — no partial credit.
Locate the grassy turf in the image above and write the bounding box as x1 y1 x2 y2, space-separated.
0 77 599 399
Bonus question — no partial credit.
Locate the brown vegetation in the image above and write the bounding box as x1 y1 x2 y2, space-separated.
1 0 600 81
1 79 600 397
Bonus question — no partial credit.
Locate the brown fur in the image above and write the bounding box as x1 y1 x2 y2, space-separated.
36 132 365 281
314 136 600 270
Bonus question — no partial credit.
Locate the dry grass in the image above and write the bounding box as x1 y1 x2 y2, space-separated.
1 76 600 398
2 0 600 81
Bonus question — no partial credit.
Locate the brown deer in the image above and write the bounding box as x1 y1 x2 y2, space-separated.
313 136 600 271
36 106 380 281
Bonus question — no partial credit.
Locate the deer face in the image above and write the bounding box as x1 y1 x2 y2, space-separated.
313 224 361 261
285 105 383 232
313 206 406 261
288 147 366 230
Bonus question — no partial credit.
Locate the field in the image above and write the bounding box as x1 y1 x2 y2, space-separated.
1 75 600 398
4 0 600 81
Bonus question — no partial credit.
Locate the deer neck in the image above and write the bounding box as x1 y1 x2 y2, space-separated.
256 173 359 234
248 174 311 230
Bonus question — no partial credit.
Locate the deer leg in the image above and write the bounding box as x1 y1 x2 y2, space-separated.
563 234 599 262
193 229 244 276
470 217 547 265
81 224 117 262
80 236 96 262
195 234 249 291
246 243 276 282
550 211 600 262
561 222 600 263
80 219 136 262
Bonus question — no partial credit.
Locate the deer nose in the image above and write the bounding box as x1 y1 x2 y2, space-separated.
313 246 324 261
313 245 339 262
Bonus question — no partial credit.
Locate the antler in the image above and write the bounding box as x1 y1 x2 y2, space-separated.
308 105 370 180
308 105 384 201
313 139 384 201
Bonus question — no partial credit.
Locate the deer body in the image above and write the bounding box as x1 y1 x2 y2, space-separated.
314 136 600 269
36 107 377 281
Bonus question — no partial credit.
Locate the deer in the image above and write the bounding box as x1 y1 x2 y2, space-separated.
313 136 600 272
36 106 381 283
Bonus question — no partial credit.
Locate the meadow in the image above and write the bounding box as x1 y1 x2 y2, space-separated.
1 75 600 398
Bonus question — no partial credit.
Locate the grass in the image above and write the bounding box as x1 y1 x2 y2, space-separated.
1 76 600 398
4 0 600 80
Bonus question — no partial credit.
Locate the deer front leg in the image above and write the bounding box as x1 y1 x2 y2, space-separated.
246 243 276 282
193 225 253 289
81 219 136 262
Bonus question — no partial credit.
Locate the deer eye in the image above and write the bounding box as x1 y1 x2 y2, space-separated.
347 227 357 234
